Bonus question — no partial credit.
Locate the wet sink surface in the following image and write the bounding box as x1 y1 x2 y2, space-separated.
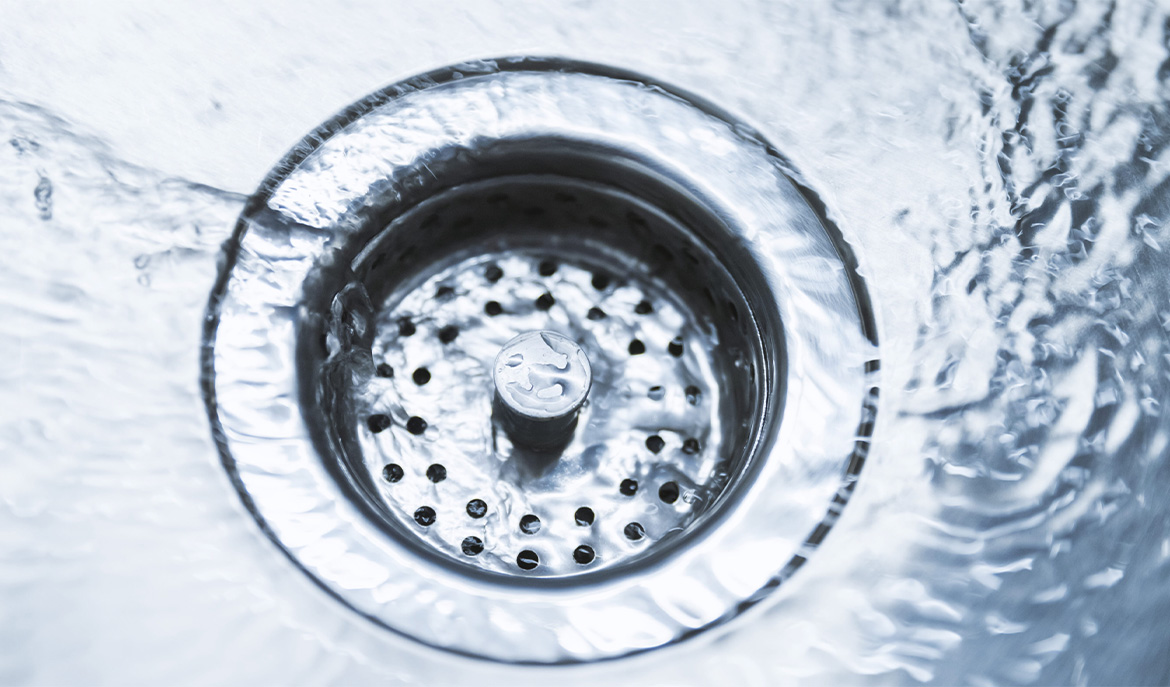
3 2 1170 685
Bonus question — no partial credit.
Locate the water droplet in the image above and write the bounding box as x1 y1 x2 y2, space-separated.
34 175 52 220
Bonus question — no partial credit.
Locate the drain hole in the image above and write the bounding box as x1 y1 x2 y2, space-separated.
466 499 487 518
517 550 539 570
519 514 541 535
382 463 404 483
414 506 436 527
574 507 595 526
216 64 871 648
426 463 447 483
406 416 428 435
462 536 484 556
321 157 787 582
535 292 556 311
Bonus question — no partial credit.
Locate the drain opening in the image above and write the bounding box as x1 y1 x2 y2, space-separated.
573 545 596 565
208 61 877 662
309 167 780 578
466 499 487 518
574 507 595 526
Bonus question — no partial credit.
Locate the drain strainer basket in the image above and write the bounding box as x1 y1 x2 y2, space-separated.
204 57 878 663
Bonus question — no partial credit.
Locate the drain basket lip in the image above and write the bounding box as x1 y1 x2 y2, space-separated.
203 56 879 664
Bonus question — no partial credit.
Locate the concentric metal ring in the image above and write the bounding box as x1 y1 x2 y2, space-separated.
203 57 878 663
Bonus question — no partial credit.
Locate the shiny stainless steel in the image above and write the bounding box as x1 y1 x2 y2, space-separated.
359 244 737 580
492 330 592 448
205 58 877 663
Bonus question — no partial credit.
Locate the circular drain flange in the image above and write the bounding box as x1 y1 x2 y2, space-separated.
204 57 879 663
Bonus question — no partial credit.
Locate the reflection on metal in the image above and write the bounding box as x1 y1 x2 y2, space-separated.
359 236 735 579
204 58 877 663
493 330 592 450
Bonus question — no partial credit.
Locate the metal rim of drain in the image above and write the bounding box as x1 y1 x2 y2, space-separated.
203 57 879 664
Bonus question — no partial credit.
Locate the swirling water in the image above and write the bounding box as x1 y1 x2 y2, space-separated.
2 1 1169 684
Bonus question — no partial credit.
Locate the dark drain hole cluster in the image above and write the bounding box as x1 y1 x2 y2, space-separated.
392 261 691 362
367 256 710 572
381 465 685 569
646 384 701 405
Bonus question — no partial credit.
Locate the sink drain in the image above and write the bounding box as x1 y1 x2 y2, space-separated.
204 57 879 663
345 175 764 579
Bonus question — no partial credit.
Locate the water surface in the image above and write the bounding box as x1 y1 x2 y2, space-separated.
3 1 1169 684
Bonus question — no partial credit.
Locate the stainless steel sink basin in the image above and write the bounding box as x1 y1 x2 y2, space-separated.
3 2 1170 684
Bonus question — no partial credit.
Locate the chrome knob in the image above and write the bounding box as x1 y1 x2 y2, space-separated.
492 330 592 450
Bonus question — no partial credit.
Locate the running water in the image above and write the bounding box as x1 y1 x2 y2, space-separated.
2 1 1169 684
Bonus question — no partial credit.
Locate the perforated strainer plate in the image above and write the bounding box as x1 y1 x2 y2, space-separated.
204 58 879 663
361 248 724 576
